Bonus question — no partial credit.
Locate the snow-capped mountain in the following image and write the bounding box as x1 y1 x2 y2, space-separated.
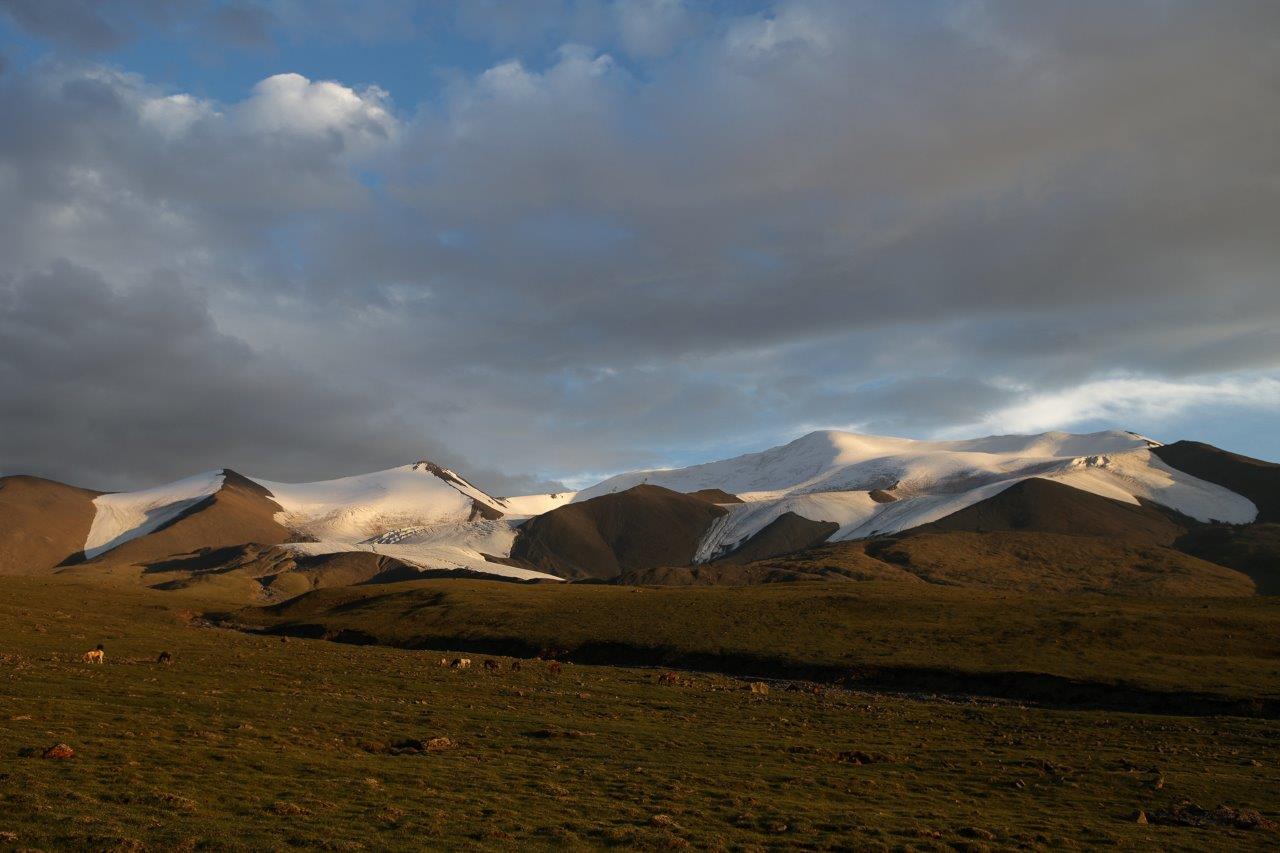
577 429 1259 561
77 460 570 580
19 429 1267 584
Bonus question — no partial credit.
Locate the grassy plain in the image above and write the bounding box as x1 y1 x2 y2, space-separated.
236 579 1280 704
0 576 1276 850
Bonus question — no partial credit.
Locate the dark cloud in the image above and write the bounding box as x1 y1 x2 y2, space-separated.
0 0 416 53
0 262 564 493
2 1 1279 486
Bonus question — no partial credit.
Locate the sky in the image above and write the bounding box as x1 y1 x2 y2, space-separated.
1 0 1278 493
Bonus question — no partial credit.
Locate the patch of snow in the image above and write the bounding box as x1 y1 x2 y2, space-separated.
252 464 507 542
84 470 225 559
581 430 1258 562
695 491 881 562
283 522 559 582
499 491 578 517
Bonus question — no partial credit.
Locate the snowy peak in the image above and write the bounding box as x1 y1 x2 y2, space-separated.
575 429 1160 501
572 429 1254 563
58 427 1264 583
251 463 509 543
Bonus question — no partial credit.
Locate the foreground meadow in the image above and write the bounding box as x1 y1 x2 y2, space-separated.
0 576 1277 850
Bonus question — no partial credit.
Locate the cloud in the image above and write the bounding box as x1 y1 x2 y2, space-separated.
236 73 398 147
613 0 691 58
959 375 1280 438
0 261 564 493
2 0 1279 489
0 0 418 52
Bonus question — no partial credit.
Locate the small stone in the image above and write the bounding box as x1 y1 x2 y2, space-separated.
424 736 455 752
1134 810 1148 825
41 743 74 760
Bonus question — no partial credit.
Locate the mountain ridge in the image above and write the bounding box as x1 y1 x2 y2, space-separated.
1 428 1274 595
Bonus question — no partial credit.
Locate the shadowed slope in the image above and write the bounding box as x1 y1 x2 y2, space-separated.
88 470 290 566
1152 441 1278 522
1175 523 1280 595
509 485 727 580
716 512 840 564
735 478 1255 596
863 532 1255 596
915 477 1190 543
0 475 100 574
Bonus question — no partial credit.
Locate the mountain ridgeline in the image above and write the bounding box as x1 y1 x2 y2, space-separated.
0 429 1275 598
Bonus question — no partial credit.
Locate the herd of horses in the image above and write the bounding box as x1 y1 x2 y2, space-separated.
81 644 569 674
439 656 563 674
80 644 172 665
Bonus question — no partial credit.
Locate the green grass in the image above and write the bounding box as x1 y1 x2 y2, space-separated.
0 576 1277 850
236 579 1280 702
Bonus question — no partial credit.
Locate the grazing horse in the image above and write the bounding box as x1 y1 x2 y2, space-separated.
510 660 522 672
546 661 563 675
482 659 500 672
82 644 105 664
451 658 472 670
157 651 173 665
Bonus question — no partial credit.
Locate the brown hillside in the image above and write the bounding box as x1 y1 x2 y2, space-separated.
1175 523 1280 595
917 477 1190 543
509 485 727 580
735 521 1256 596
90 470 291 566
0 475 100 574
863 531 1255 596
619 554 921 586
1152 441 1278 522
138 544 433 601
716 512 839 563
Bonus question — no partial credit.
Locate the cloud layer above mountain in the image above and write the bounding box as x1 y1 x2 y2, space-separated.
2 0 1278 489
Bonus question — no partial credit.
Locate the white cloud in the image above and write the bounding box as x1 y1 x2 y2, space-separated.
235 73 399 148
141 93 217 138
724 5 833 58
614 0 689 57
961 375 1280 437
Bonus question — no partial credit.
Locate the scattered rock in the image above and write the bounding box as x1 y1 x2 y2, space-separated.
749 682 769 695
267 801 311 816
1148 801 1277 831
1133 810 1148 825
525 728 597 739
649 814 679 828
836 750 896 765
959 826 996 841
375 736 456 755
375 806 405 825
41 743 75 760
